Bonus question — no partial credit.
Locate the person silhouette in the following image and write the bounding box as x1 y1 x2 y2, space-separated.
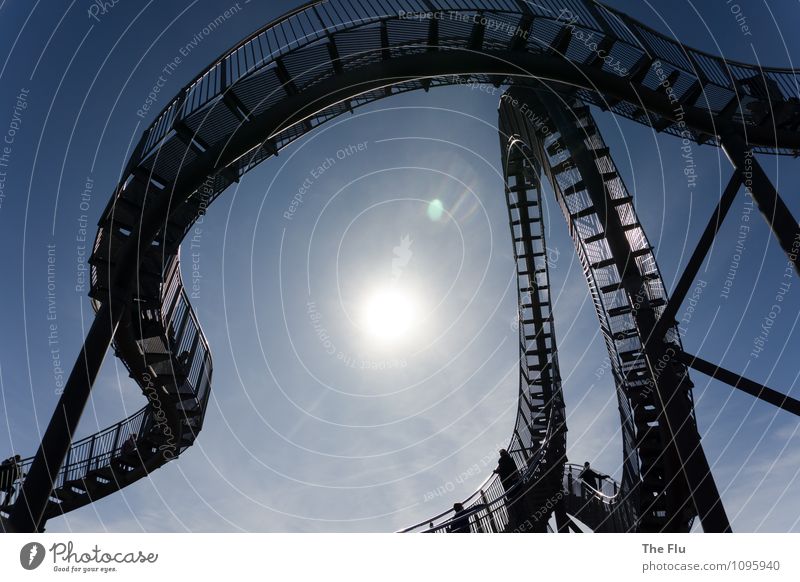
494 449 523 529
121 433 138 456
177 350 191 372
578 462 608 493
0 455 21 507
0 457 12 506
447 502 470 533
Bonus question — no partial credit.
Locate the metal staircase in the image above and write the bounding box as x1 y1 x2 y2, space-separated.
1 255 210 525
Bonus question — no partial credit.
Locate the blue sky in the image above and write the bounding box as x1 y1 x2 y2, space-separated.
0 0 799 532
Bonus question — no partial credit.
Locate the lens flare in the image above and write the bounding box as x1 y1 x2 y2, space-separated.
427 199 444 221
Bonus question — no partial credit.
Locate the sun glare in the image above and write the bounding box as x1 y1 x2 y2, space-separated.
361 287 418 343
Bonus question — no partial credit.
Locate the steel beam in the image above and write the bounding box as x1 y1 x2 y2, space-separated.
655 171 742 338
7 300 122 532
721 132 800 276
681 352 800 416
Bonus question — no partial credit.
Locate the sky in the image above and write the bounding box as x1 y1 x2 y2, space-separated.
0 0 799 533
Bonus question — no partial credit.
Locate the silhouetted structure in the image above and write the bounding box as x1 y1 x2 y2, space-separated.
494 449 525 529
4 0 799 534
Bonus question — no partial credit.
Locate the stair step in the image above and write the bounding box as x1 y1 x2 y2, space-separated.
179 406 202 418
155 373 189 387
599 281 625 294
619 349 643 363
524 332 553 342
570 206 597 220
53 486 79 503
90 466 115 482
62 480 89 496
551 159 576 174
563 181 586 197
507 183 536 194
612 328 639 340
591 257 616 269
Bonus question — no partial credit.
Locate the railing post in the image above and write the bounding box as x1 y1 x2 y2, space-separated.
481 491 499 533
175 303 192 346
63 447 71 485
87 435 96 473
111 422 122 456
220 56 228 92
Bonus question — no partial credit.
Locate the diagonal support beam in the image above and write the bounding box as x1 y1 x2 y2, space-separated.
681 352 800 416
655 170 742 338
721 132 800 276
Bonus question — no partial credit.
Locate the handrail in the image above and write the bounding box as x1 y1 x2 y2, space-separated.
397 469 497 533
410 442 554 533
3 407 148 499
594 0 798 73
564 463 620 504
399 397 560 532
129 0 800 167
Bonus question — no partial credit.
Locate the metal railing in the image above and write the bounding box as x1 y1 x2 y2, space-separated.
138 254 213 420
562 463 637 532
0 407 149 512
564 463 620 502
130 0 799 169
1 252 212 518
400 398 561 533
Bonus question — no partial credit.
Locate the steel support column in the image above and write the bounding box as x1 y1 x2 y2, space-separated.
7 300 123 532
536 90 730 532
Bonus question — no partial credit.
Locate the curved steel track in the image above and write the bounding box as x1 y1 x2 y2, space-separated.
3 0 798 533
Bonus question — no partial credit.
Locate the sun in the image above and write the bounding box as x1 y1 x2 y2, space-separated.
361 287 419 343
